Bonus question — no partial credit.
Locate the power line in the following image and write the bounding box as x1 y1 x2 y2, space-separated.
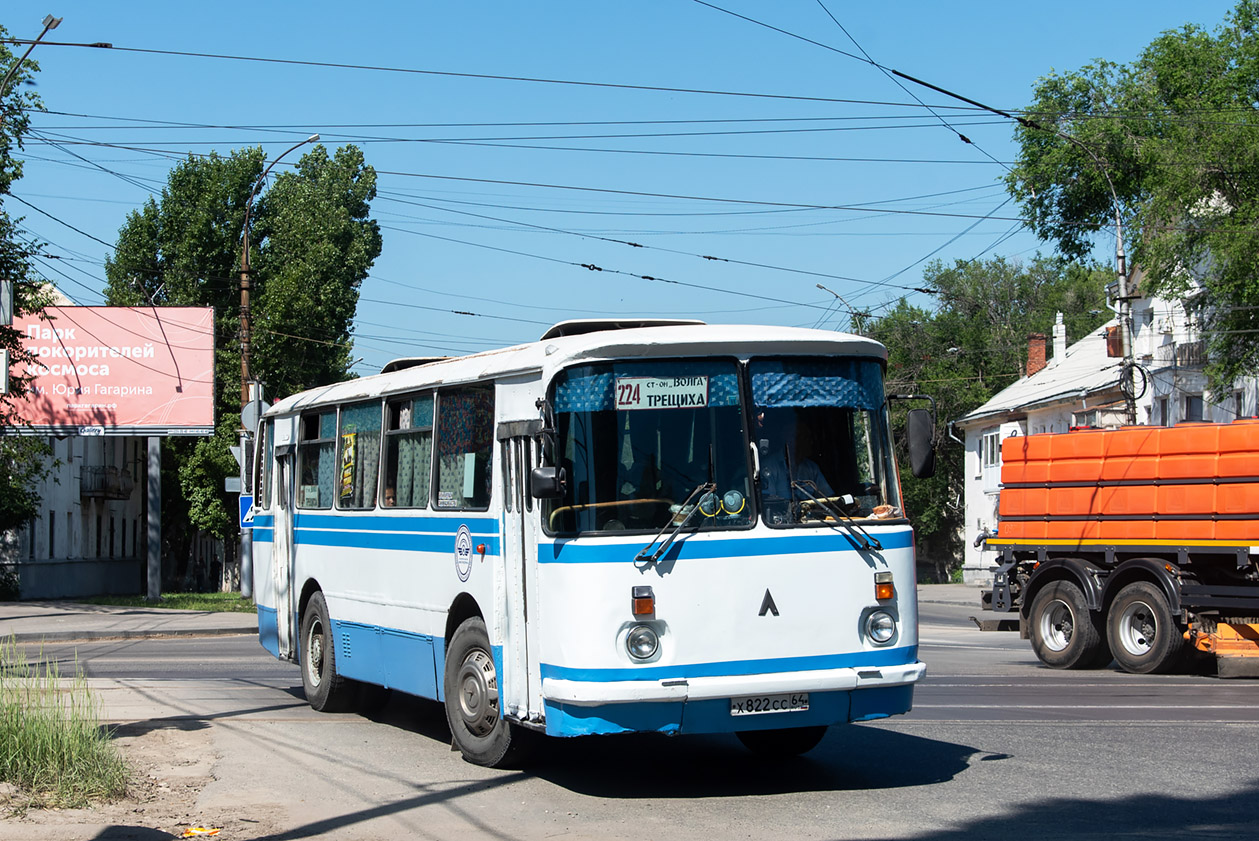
12 39 992 110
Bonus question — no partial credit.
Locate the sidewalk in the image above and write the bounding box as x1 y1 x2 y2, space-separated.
1 585 980 643
916 582 988 608
0 599 257 643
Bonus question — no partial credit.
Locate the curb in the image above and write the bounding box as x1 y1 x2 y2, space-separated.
8 626 258 644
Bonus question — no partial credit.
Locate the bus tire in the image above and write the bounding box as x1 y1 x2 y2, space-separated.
1107 581 1182 674
444 616 527 767
736 725 827 758
300 591 356 712
1028 581 1110 669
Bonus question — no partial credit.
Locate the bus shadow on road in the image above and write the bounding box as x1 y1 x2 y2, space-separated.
527 724 980 797
368 693 978 796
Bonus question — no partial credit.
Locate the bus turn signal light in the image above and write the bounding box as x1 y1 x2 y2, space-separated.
874 571 894 601
632 586 655 616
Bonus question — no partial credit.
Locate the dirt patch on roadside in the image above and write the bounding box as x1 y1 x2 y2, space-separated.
1 723 283 839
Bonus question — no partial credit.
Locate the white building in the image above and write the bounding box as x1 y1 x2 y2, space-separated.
2 435 150 598
954 283 1258 584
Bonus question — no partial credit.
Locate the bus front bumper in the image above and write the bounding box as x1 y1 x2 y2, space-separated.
541 661 926 706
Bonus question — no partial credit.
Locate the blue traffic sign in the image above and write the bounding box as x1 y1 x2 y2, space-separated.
239 495 255 530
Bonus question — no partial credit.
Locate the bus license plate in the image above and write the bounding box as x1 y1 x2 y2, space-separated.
730 693 809 716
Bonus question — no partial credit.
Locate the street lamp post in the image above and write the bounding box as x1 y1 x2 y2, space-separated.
237 134 317 599
0 14 61 130
816 283 865 334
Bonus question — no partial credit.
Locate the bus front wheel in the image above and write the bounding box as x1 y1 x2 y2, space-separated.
443 616 528 767
736 725 827 758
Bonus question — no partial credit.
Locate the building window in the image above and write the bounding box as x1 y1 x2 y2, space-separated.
49 511 55 558
1155 396 1169 426
1234 390 1245 419
1072 409 1100 429
980 429 1001 490
981 431 1000 469
1185 394 1204 423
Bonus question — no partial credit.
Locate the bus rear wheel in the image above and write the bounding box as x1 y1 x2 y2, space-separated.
736 725 827 758
443 616 528 767
300 591 356 712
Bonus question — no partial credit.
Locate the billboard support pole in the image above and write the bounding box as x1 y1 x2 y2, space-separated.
146 436 161 601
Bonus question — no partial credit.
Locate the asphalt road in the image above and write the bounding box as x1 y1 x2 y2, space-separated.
15 602 1259 840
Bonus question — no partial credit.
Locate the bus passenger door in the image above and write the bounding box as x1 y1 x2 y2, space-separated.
271 428 298 661
498 427 542 722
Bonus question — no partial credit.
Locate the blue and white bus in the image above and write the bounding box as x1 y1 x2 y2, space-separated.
250 320 934 766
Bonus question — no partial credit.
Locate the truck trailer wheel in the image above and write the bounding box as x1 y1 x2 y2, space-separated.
1106 581 1182 674
1028 581 1110 669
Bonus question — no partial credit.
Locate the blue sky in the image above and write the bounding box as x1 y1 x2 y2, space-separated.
3 1 1241 381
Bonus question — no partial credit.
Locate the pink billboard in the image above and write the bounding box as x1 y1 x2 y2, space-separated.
11 307 215 435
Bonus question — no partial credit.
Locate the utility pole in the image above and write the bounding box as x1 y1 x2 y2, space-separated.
237 134 317 598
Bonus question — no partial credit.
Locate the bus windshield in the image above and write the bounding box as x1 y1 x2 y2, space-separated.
750 357 901 526
545 359 752 535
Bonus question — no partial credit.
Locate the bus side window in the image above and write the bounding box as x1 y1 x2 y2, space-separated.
435 385 494 510
383 394 434 508
297 410 337 509
337 400 383 510
260 420 274 510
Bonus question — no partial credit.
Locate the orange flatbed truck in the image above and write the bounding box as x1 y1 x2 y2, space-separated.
980 419 1259 677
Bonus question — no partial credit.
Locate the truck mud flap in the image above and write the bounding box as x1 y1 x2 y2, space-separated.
970 615 1020 632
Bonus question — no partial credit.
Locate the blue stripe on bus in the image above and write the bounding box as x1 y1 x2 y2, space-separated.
540 528 914 563
542 684 914 737
539 644 917 683
294 513 499 534
247 512 501 552
292 528 501 555
248 512 497 534
257 604 279 657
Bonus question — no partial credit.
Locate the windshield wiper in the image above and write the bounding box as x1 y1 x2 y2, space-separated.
634 481 716 565
791 480 882 552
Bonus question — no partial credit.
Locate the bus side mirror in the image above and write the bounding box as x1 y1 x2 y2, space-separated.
907 408 936 479
530 466 566 499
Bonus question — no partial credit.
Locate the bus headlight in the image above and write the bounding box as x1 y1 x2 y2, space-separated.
865 610 897 645
626 624 659 660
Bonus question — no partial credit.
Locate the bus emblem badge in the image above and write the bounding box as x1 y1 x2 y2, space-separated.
454 525 474 582
759 589 779 617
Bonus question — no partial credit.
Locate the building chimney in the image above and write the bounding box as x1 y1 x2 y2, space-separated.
1053 312 1067 361
1027 332 1048 377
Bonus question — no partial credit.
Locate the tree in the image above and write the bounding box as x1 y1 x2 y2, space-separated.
104 145 382 571
1005 0 1259 387
0 27 54 542
868 256 1110 579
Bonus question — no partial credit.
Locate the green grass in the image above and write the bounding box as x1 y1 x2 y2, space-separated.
80 592 256 613
0 637 130 810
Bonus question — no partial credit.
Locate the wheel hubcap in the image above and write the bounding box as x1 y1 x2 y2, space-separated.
1118 600 1156 656
306 619 325 688
1039 599 1074 652
456 647 499 737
